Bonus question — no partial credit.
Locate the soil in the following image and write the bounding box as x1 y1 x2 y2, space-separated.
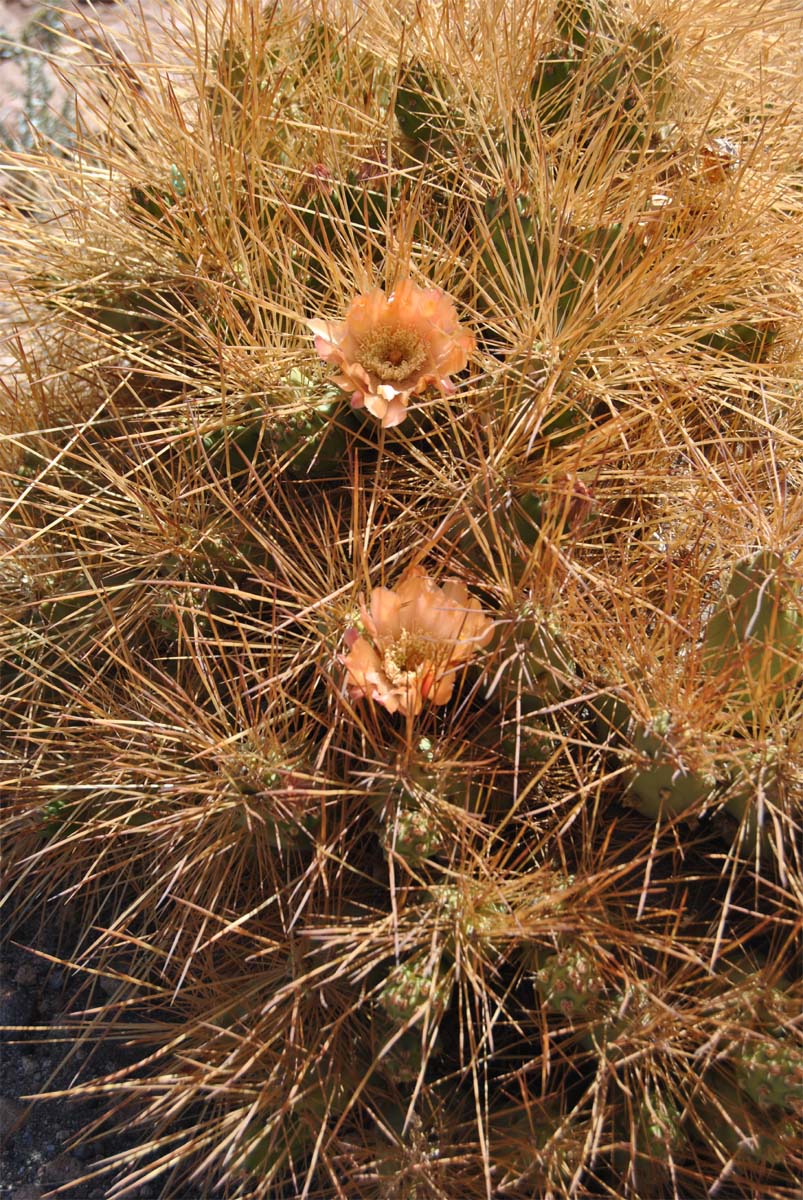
0 899 208 1200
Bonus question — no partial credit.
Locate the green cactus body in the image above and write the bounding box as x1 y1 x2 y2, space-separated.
555 0 616 50
590 691 633 743
382 1028 428 1083
696 315 778 362
634 1089 683 1159
224 749 319 850
203 398 349 480
628 22 676 94
383 805 444 866
592 696 715 825
716 752 780 857
427 884 507 960
592 23 675 139
525 8 673 150
300 172 397 256
273 404 350 477
379 956 453 1027
695 1075 797 1167
519 615 575 708
610 1087 683 1189
528 51 578 130
239 1070 351 1176
734 1038 803 1114
702 551 802 726
490 1101 589 1191
490 613 575 743
481 195 643 330
626 761 711 821
532 944 606 1023
395 60 463 154
625 716 712 820
454 482 551 574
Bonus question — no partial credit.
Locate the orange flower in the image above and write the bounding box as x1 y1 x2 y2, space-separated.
308 279 474 428
342 567 494 716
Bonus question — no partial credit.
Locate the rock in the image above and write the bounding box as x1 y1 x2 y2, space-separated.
37 1151 84 1187
13 962 39 988
0 1093 28 1143
0 982 35 1025
11 1187 43 1200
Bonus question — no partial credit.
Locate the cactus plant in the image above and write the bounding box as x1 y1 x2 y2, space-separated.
1 1 801 1198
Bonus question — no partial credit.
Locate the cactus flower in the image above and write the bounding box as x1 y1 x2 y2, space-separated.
342 566 493 716
308 278 474 427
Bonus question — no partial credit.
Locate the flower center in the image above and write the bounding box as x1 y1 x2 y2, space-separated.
383 629 433 683
358 324 428 383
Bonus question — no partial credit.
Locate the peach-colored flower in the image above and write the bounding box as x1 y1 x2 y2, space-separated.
308 279 475 428
342 567 494 716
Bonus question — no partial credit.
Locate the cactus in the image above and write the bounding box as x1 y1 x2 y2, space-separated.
555 0 616 50
702 551 802 726
395 60 464 156
382 803 444 866
490 1100 590 1193
596 705 714 821
609 1086 684 1192
733 1037 803 1114
694 1074 798 1168
625 713 714 820
714 747 781 858
379 954 453 1026
632 1087 684 1160
531 943 606 1023
696 312 779 362
2 2 802 1198
522 9 674 147
480 193 644 327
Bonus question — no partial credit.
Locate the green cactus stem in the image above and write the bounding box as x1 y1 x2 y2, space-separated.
696 312 779 362
624 712 713 821
555 0 616 50
481 194 643 328
531 943 607 1024
702 550 802 726
694 1074 797 1168
203 397 350 481
382 804 444 866
395 60 463 155
379 955 453 1027
734 1037 803 1114
610 1086 684 1191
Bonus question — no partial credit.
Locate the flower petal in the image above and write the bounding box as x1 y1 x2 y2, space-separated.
343 635 383 685
428 672 456 705
368 587 402 643
362 391 390 422
309 278 473 426
382 394 410 427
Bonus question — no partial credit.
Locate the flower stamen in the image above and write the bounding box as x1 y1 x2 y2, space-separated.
358 325 428 383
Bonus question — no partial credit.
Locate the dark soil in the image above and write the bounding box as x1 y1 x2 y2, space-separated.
0 907 188 1200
